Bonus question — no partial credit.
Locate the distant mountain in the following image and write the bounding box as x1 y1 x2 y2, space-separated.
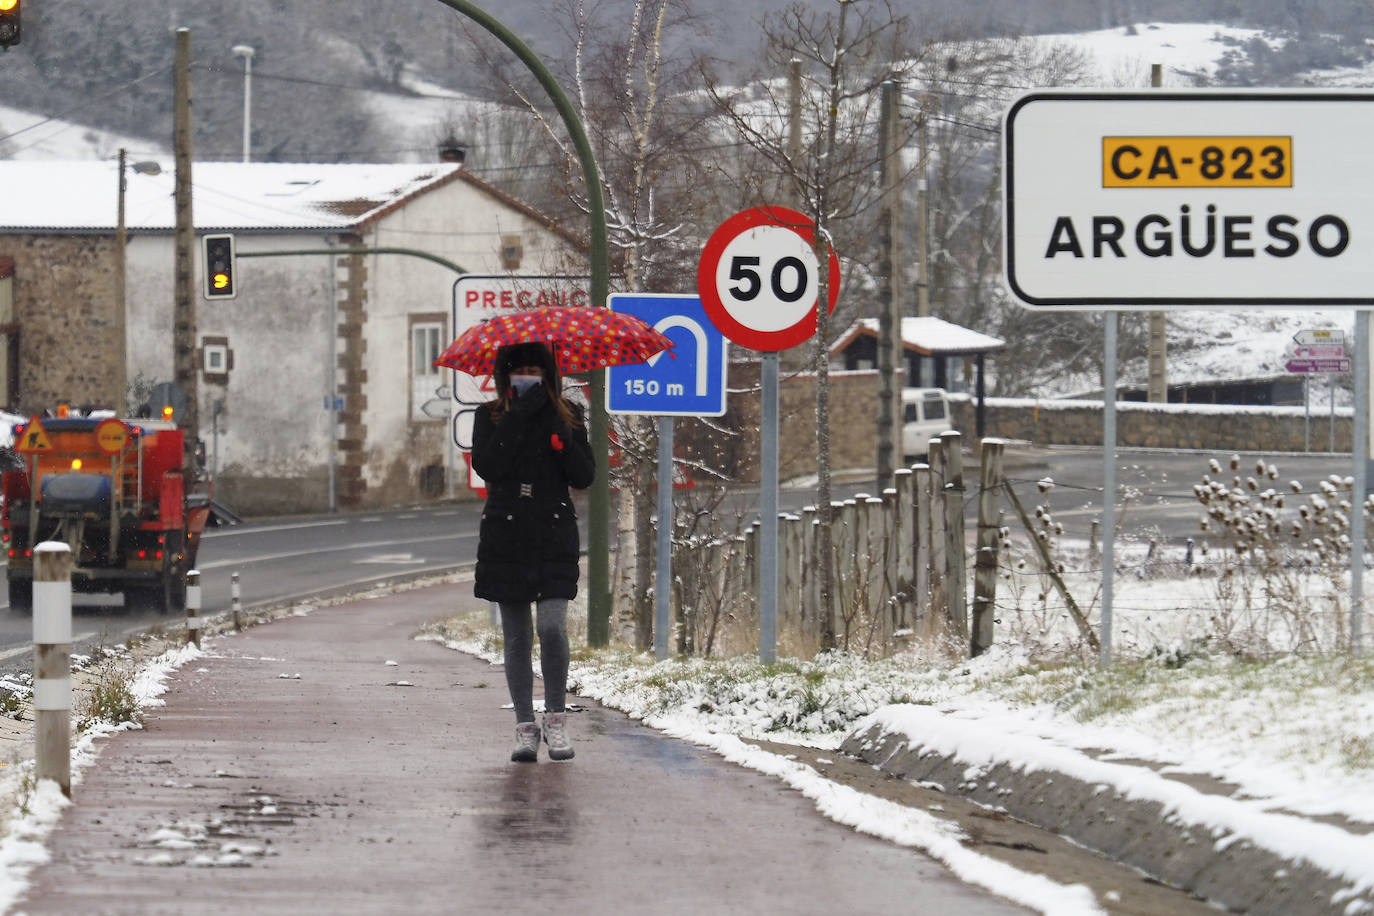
0 0 1357 169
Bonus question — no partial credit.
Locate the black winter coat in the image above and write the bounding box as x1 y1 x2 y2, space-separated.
470 386 596 604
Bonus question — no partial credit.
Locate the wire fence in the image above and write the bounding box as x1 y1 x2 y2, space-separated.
660 444 1365 662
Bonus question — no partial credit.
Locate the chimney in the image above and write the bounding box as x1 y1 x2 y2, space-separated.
439 136 467 164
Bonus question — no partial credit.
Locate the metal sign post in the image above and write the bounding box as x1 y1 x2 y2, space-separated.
697 207 840 663
1356 311 1369 654
1102 315 1117 666
655 416 674 659
607 294 728 660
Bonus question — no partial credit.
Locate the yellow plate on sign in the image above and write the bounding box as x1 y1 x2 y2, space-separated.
1103 136 1292 188
95 418 129 454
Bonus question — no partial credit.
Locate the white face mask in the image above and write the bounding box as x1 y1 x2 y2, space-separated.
509 374 542 395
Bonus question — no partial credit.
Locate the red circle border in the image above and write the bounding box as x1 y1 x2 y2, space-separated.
696 206 841 352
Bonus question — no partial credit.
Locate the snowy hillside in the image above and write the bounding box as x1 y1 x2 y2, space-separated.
0 103 168 162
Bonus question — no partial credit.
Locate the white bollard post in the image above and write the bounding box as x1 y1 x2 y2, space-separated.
33 542 72 798
231 571 242 631
185 569 201 648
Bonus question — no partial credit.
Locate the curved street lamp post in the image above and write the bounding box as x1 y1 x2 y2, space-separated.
430 0 614 646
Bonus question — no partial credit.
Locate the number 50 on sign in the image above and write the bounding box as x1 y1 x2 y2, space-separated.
697 206 840 352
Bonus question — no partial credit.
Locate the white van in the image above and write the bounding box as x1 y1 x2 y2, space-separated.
901 388 952 461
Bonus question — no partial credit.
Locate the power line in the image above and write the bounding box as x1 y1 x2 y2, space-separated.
0 63 174 149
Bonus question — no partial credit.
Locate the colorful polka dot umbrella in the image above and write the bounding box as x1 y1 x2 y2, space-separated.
434 305 674 376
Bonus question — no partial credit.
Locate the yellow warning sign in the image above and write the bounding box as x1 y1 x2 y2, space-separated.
16 417 51 453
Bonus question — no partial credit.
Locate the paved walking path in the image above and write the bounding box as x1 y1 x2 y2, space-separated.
14 582 1027 915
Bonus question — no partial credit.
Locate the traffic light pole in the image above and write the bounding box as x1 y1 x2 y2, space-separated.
237 247 469 277
431 0 614 646
173 29 199 473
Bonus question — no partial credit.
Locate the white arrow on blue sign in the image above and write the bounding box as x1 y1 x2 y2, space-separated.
606 293 728 416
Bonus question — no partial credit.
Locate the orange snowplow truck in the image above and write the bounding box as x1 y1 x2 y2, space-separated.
1 412 211 613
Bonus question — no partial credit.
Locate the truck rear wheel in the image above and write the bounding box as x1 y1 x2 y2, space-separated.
7 579 31 614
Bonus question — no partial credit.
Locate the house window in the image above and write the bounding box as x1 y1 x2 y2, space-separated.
500 234 523 270
410 317 445 422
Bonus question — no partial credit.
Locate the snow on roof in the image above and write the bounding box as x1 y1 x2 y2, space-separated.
834 317 1006 356
0 160 465 232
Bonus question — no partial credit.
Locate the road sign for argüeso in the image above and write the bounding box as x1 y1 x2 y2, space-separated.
1004 90 1374 308
606 294 728 417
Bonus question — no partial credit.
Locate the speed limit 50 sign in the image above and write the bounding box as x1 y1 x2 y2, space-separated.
1004 90 1374 308
697 206 840 351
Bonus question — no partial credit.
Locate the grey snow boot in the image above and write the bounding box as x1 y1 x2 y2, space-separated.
511 721 541 762
543 711 575 761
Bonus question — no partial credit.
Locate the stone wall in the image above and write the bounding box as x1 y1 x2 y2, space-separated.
0 234 124 414
949 395 1353 453
676 367 895 484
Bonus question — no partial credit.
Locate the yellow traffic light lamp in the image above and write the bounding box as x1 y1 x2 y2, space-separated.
0 0 19 50
201 233 237 300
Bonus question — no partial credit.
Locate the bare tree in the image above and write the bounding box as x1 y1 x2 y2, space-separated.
699 0 928 649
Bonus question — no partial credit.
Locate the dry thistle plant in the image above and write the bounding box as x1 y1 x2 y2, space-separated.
1193 454 1364 654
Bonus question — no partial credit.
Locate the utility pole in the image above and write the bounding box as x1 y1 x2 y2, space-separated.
876 80 903 488
783 57 806 372
1147 63 1167 404
173 28 199 470
115 149 128 412
916 95 933 320
787 58 802 196
232 44 255 163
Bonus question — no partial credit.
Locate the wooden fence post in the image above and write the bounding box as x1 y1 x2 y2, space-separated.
779 513 801 653
972 439 1006 656
34 542 72 798
913 462 933 635
801 505 819 654
927 440 948 638
829 502 851 650
870 493 897 651
942 431 968 641
893 468 915 632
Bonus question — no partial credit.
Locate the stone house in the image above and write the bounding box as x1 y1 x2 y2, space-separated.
0 157 581 515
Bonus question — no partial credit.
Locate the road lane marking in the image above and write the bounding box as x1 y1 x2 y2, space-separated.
196 532 474 570
358 553 427 565
203 519 347 539
0 631 100 662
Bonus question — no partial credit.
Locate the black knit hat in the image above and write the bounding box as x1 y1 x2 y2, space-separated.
493 342 559 396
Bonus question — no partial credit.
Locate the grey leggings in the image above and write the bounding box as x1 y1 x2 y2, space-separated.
499 599 570 723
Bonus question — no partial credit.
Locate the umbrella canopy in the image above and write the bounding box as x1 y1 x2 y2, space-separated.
435 306 673 376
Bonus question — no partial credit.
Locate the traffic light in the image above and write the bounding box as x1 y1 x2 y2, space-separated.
0 0 20 49
201 233 237 300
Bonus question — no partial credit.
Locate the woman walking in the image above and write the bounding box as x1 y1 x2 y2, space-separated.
470 342 595 762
